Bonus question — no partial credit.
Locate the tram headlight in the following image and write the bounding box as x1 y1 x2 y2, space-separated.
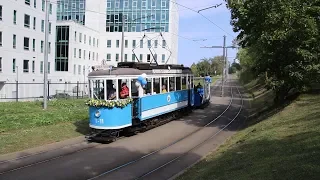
94 110 101 118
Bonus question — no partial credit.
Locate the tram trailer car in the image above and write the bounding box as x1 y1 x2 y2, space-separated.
85 62 212 142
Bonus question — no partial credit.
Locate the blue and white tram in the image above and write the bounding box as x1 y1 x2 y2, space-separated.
85 62 211 142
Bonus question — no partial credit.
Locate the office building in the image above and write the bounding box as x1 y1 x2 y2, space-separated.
0 0 179 101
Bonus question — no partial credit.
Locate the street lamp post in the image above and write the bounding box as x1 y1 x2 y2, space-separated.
16 66 18 102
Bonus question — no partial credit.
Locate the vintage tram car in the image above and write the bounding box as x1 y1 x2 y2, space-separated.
85 62 212 142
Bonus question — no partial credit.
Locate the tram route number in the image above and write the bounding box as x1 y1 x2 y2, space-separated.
95 118 104 124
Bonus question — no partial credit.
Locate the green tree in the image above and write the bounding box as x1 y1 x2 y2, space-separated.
226 0 320 101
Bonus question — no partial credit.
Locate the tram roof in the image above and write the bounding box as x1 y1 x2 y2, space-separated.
88 62 193 77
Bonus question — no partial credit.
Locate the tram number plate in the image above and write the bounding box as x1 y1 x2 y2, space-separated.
95 118 104 124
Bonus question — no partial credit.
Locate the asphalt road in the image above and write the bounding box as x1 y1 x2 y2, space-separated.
0 78 246 180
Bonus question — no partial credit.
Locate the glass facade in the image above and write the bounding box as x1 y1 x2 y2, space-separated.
57 0 86 25
55 26 70 72
106 0 170 32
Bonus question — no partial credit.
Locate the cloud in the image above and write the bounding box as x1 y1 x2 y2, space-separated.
175 0 229 18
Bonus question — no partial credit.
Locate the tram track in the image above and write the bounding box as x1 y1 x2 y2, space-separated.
86 80 241 180
0 79 234 179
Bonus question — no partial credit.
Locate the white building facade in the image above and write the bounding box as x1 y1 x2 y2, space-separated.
0 0 179 101
0 0 58 100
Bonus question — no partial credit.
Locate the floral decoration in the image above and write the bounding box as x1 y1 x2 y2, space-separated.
85 98 133 108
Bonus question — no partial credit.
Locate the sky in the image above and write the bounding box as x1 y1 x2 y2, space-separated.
175 0 239 67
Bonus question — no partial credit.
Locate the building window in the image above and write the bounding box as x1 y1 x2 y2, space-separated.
23 60 29 72
24 14 30 28
132 54 136 61
34 0 36 8
42 0 45 11
107 40 111 48
49 4 52 14
148 40 151 48
116 40 119 48
79 49 81 58
25 0 30 6
78 65 81 75
125 40 128 48
74 31 77 41
41 41 44 53
12 34 16 48
41 20 44 32
55 26 70 72
74 48 76 58
40 61 43 73
89 51 91 60
147 54 151 62
48 42 51 53
33 17 36 30
97 53 99 61
162 54 165 63
93 38 95 46
0 6 2 21
24 37 30 50
162 0 166 7
132 0 137 7
154 40 158 48
32 39 36 51
97 39 99 47
162 40 166 48
32 60 35 73
49 22 52 34
13 10 17 24
83 50 86 59
92 52 95 60
48 62 51 74
140 54 143 62
106 54 111 61
79 33 82 42
89 36 91 45
116 54 119 61
13 59 16 73
154 54 157 62
0 31 2 46
124 54 127 62
140 40 143 48
132 40 136 48
73 64 76 74
0 57 2 72
84 34 86 44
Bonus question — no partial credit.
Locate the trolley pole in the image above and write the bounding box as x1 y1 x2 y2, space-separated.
120 14 125 62
43 0 50 109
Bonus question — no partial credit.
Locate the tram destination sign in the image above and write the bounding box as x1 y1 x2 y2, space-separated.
152 69 182 74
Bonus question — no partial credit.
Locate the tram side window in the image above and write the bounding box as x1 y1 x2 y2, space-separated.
119 79 130 99
131 79 139 97
169 77 175 91
176 77 181 90
144 78 152 95
161 77 168 93
153 78 160 94
182 76 187 90
92 80 103 99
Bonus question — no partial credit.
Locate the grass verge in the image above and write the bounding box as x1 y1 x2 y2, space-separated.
0 99 89 155
176 93 320 180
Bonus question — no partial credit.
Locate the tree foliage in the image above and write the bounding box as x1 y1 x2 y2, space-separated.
226 0 320 101
190 56 225 76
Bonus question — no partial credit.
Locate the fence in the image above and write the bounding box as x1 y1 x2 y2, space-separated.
0 81 89 102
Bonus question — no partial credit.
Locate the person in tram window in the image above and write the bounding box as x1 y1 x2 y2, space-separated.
162 84 167 93
120 82 129 99
107 81 116 100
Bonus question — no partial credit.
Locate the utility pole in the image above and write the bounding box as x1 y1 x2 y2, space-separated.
120 14 125 62
43 0 50 109
200 36 238 97
222 35 226 97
